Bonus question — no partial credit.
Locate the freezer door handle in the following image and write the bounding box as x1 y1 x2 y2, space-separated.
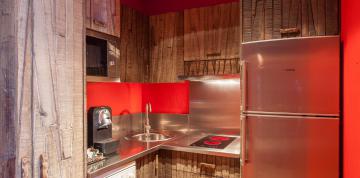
240 60 248 166
241 114 248 166
240 60 247 113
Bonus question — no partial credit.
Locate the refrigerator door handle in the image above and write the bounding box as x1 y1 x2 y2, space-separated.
240 60 248 166
240 60 247 112
241 114 247 166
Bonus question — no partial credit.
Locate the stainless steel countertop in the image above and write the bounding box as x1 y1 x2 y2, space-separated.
87 131 240 177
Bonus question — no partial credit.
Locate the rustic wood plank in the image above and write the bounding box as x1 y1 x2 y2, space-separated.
273 0 282 38
242 0 338 41
0 0 17 176
120 5 149 82
149 12 184 82
264 0 274 40
7 0 85 177
166 150 172 177
242 0 253 42
315 0 326 35
252 0 265 40
302 0 310 36
325 0 339 35
11 0 36 176
184 7 205 61
184 3 240 60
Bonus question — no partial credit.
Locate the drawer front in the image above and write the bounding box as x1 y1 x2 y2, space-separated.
158 150 240 178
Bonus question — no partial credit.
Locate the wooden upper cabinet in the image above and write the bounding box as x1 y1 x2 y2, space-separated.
242 0 339 42
86 0 121 37
184 2 240 61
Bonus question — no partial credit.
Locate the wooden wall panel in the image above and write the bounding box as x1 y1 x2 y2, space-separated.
0 0 16 177
120 5 150 82
184 8 206 61
2 0 85 177
156 150 241 178
135 150 241 178
184 2 240 61
242 0 339 42
149 12 184 83
136 151 158 178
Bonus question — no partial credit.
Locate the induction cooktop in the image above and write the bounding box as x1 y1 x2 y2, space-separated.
190 135 236 149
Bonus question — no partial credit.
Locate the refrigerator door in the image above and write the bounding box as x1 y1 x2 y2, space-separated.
242 36 340 115
242 114 339 178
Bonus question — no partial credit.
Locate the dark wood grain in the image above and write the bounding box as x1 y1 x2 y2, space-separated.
2 0 85 177
88 0 121 37
184 2 240 61
149 12 184 83
153 150 241 178
0 0 16 177
242 0 339 42
120 5 150 82
136 151 159 178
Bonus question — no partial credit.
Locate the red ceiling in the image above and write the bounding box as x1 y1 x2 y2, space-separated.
122 0 239 15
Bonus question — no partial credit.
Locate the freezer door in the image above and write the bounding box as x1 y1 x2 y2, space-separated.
242 115 339 178
242 36 340 115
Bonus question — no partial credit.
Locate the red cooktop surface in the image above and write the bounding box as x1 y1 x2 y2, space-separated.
190 135 236 149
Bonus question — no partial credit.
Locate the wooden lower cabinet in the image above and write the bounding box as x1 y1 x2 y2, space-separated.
136 150 240 178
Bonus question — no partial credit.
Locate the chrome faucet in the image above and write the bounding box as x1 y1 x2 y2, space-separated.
144 103 152 136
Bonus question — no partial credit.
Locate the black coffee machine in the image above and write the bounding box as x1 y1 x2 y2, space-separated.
88 106 118 155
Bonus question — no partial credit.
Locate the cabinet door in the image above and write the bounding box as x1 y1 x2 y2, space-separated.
242 0 339 42
107 39 120 78
184 3 240 61
157 150 240 178
90 0 120 37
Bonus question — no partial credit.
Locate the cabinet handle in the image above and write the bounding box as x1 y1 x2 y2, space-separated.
93 19 106 27
241 60 248 166
206 52 222 58
241 115 248 166
280 28 300 34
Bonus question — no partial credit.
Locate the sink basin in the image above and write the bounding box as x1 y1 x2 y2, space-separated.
126 133 172 142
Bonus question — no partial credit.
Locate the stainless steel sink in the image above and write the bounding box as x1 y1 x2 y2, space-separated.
126 133 172 142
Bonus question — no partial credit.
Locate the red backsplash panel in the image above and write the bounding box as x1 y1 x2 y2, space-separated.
87 82 189 116
87 82 143 116
142 82 189 114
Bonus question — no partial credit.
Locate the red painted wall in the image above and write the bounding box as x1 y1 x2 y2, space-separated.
87 82 143 116
142 82 189 114
122 0 238 15
86 82 189 116
342 0 360 177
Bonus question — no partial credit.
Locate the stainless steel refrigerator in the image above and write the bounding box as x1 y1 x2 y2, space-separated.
240 36 340 178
